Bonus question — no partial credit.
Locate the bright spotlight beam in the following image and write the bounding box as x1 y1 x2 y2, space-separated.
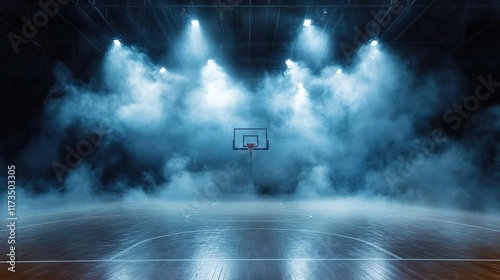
191 20 199 27
285 59 296 68
113 39 121 46
370 39 378 47
303 19 312 27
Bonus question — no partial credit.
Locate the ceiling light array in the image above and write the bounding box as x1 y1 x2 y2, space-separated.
114 12 379 73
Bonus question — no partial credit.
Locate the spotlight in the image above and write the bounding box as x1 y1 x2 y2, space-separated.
298 83 304 88
113 39 121 46
159 67 167 73
336 68 342 75
285 59 293 67
191 20 199 27
370 39 378 47
303 19 312 27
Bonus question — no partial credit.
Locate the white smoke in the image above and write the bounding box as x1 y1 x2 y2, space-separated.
9 25 499 212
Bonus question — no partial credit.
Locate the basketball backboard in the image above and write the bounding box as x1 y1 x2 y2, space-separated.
233 128 269 150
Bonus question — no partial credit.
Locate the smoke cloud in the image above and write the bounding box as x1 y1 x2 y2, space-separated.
6 25 500 212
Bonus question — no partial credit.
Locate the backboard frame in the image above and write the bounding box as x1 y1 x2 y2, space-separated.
233 128 269 150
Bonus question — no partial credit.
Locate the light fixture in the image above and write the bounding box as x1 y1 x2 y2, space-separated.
191 20 199 27
336 68 342 75
113 39 121 46
370 39 378 47
303 19 312 27
159 67 167 73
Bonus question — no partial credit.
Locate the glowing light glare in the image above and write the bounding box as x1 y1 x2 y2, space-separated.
285 59 298 69
370 39 378 47
336 68 342 75
187 24 207 59
113 39 121 46
303 19 312 27
159 67 167 73
293 83 310 112
207 59 215 65
191 20 199 27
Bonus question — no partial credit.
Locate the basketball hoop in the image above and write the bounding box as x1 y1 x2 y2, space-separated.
232 128 269 151
246 143 255 153
233 128 269 192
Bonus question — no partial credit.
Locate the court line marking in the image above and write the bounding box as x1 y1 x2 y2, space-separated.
0 210 313 232
5 205 499 234
415 217 500 233
365 213 500 233
121 202 153 208
109 228 402 260
12 258 500 263
13 201 153 217
408 207 500 221
109 230 205 260
13 203 119 218
0 212 164 232
185 214 312 222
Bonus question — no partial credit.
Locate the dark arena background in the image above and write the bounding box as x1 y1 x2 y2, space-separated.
1 0 500 279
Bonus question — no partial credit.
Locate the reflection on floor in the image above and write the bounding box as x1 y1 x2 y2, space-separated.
1 198 499 279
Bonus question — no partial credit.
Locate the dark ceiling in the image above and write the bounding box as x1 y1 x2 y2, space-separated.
1 0 499 133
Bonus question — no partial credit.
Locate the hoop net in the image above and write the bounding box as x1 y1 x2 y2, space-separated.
246 143 256 153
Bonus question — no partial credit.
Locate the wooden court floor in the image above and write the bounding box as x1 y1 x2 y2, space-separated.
1 199 499 279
